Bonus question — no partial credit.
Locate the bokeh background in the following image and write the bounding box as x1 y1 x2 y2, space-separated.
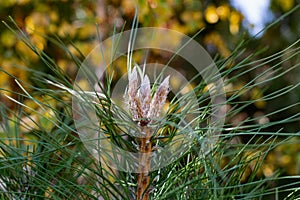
0 0 299 196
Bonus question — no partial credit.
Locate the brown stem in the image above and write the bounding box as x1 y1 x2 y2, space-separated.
136 125 152 200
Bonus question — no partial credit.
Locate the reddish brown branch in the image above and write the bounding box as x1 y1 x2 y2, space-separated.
136 126 152 200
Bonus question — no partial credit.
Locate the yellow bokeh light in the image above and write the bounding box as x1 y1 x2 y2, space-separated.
230 24 239 35
77 79 90 91
57 59 69 72
279 155 292 165
277 0 294 11
25 15 35 34
58 21 76 38
31 34 46 51
229 11 242 35
205 6 219 24
263 163 274 177
216 5 230 20
16 40 39 61
1 30 17 48
251 87 266 109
